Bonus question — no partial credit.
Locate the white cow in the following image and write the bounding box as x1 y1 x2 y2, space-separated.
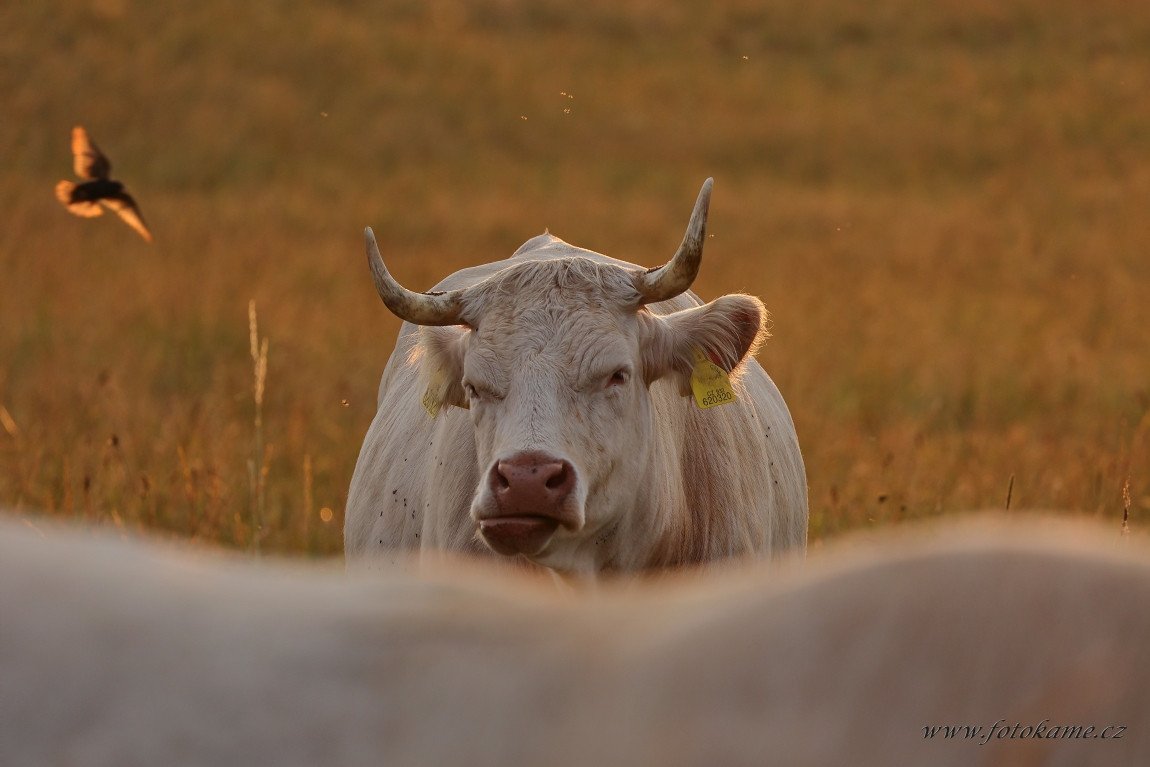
2 514 1147 766
346 179 807 577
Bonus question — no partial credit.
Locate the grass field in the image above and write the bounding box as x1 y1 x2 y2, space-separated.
2 0 1147 555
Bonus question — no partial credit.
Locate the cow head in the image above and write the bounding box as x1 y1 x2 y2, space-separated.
365 180 767 574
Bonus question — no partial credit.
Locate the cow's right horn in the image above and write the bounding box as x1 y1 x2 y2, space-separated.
365 227 464 326
634 178 712 304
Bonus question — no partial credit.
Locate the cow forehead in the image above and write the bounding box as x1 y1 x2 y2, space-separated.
470 301 638 365
460 259 644 372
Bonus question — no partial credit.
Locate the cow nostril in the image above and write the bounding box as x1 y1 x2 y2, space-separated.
545 465 569 491
493 467 510 490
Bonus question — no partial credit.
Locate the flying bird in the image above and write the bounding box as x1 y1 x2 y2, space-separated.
56 126 152 242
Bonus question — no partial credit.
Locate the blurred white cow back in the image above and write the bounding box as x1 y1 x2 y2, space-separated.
2 513 1147 766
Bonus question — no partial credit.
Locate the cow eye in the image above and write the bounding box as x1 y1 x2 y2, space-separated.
463 381 502 402
606 369 629 387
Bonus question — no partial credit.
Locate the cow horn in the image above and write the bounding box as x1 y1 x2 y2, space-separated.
365 227 465 326
634 178 712 304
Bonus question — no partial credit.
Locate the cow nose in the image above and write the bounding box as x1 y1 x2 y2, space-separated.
479 451 578 557
491 454 575 514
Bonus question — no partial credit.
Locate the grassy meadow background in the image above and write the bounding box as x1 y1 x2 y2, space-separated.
1 0 1147 555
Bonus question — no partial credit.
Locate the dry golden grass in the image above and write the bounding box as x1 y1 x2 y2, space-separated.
2 0 1147 553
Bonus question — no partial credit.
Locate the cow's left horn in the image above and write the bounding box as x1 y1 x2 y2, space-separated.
634 178 712 304
365 227 464 326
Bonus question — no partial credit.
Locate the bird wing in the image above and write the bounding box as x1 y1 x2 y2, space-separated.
72 126 111 180
101 190 152 242
55 180 105 217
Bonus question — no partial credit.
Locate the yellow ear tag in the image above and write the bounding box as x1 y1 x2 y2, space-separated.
421 370 447 419
421 369 468 418
689 347 737 409
421 387 442 419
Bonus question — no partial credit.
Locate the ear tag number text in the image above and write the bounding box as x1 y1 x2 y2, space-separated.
689 347 737 409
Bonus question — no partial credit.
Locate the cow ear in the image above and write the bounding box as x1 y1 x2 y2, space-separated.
640 294 768 393
415 326 469 410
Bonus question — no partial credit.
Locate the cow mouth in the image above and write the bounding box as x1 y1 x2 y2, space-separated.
478 515 561 557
